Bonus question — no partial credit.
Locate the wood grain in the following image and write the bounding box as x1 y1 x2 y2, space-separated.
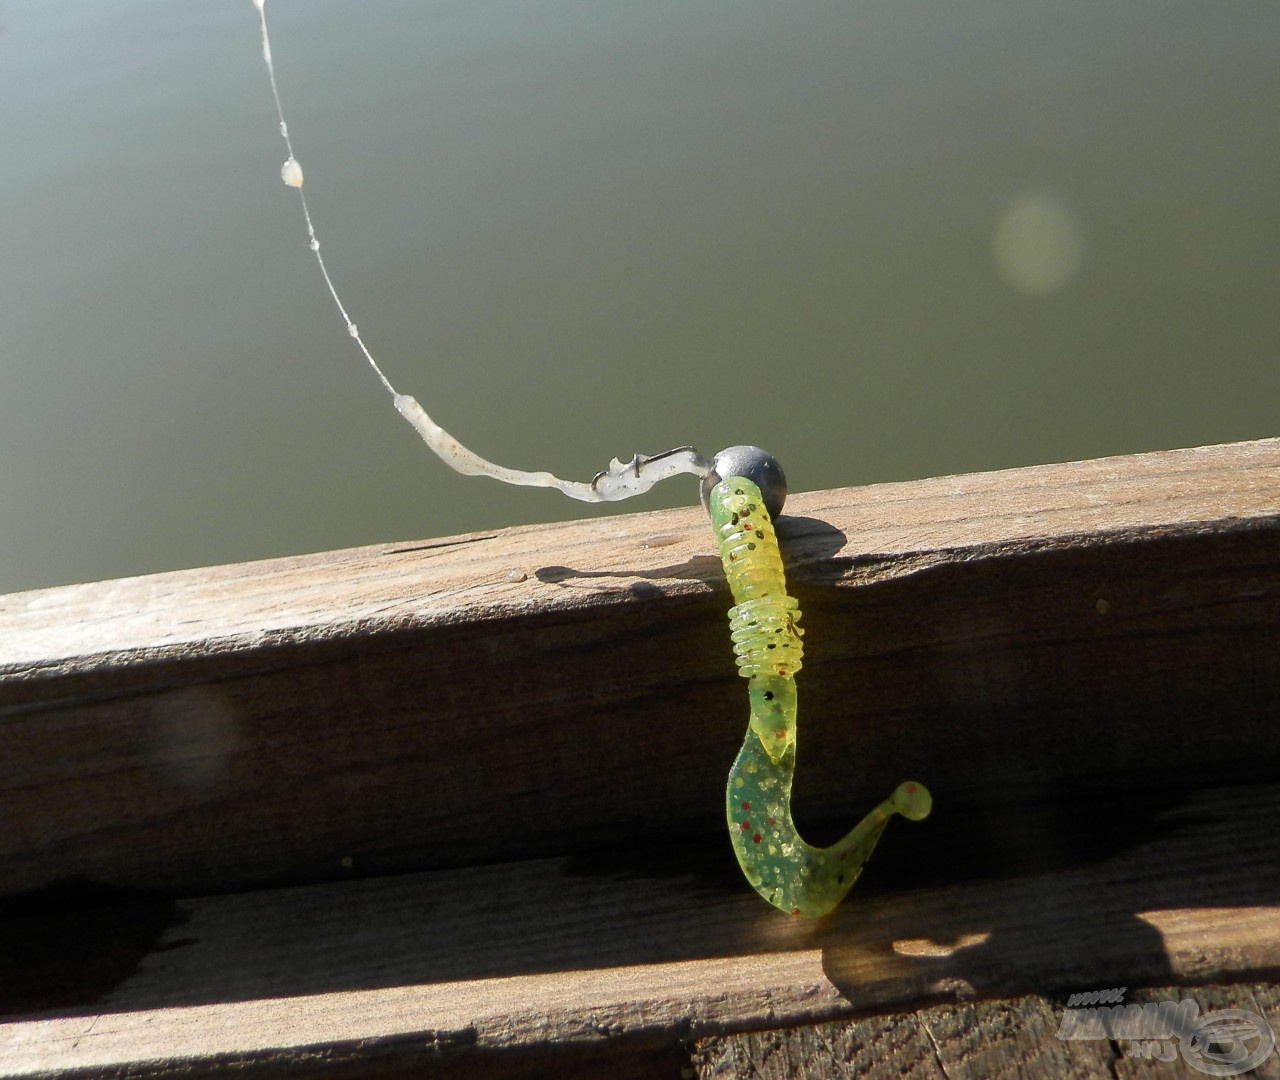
1 438 1278 899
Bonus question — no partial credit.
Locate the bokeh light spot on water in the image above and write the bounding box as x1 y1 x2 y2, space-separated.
992 194 1085 295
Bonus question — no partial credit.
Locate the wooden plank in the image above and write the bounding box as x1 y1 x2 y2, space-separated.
2 781 1278 1076
690 998 1106 1079
5 437 1278 675
1 438 1278 898
692 983 1280 1079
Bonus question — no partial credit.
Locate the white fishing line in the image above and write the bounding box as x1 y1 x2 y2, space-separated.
250 0 709 502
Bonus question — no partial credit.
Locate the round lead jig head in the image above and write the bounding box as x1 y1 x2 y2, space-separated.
700 445 788 520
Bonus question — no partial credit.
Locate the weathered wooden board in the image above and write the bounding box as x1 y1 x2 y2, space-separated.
1 781 1277 1076
692 983 1280 1079
1 439 1278 900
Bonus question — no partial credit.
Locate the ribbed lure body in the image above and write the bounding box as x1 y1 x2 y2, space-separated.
708 476 931 917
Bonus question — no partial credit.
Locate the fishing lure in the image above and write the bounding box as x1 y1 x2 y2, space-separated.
249 2 929 916
703 448 930 917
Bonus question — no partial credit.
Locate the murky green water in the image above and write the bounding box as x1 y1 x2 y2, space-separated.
2 1 1277 594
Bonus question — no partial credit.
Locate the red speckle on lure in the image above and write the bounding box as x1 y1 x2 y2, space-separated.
741 801 751 811
752 833 762 844
740 820 751 831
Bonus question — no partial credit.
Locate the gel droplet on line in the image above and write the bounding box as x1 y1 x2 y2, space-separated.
281 157 303 188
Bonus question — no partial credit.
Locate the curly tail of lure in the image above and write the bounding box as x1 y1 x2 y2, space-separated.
708 475 931 918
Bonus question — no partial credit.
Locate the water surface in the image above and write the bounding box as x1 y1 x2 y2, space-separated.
2 1 1277 593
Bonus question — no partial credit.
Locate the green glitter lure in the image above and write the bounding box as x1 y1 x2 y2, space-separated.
706 465 931 917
